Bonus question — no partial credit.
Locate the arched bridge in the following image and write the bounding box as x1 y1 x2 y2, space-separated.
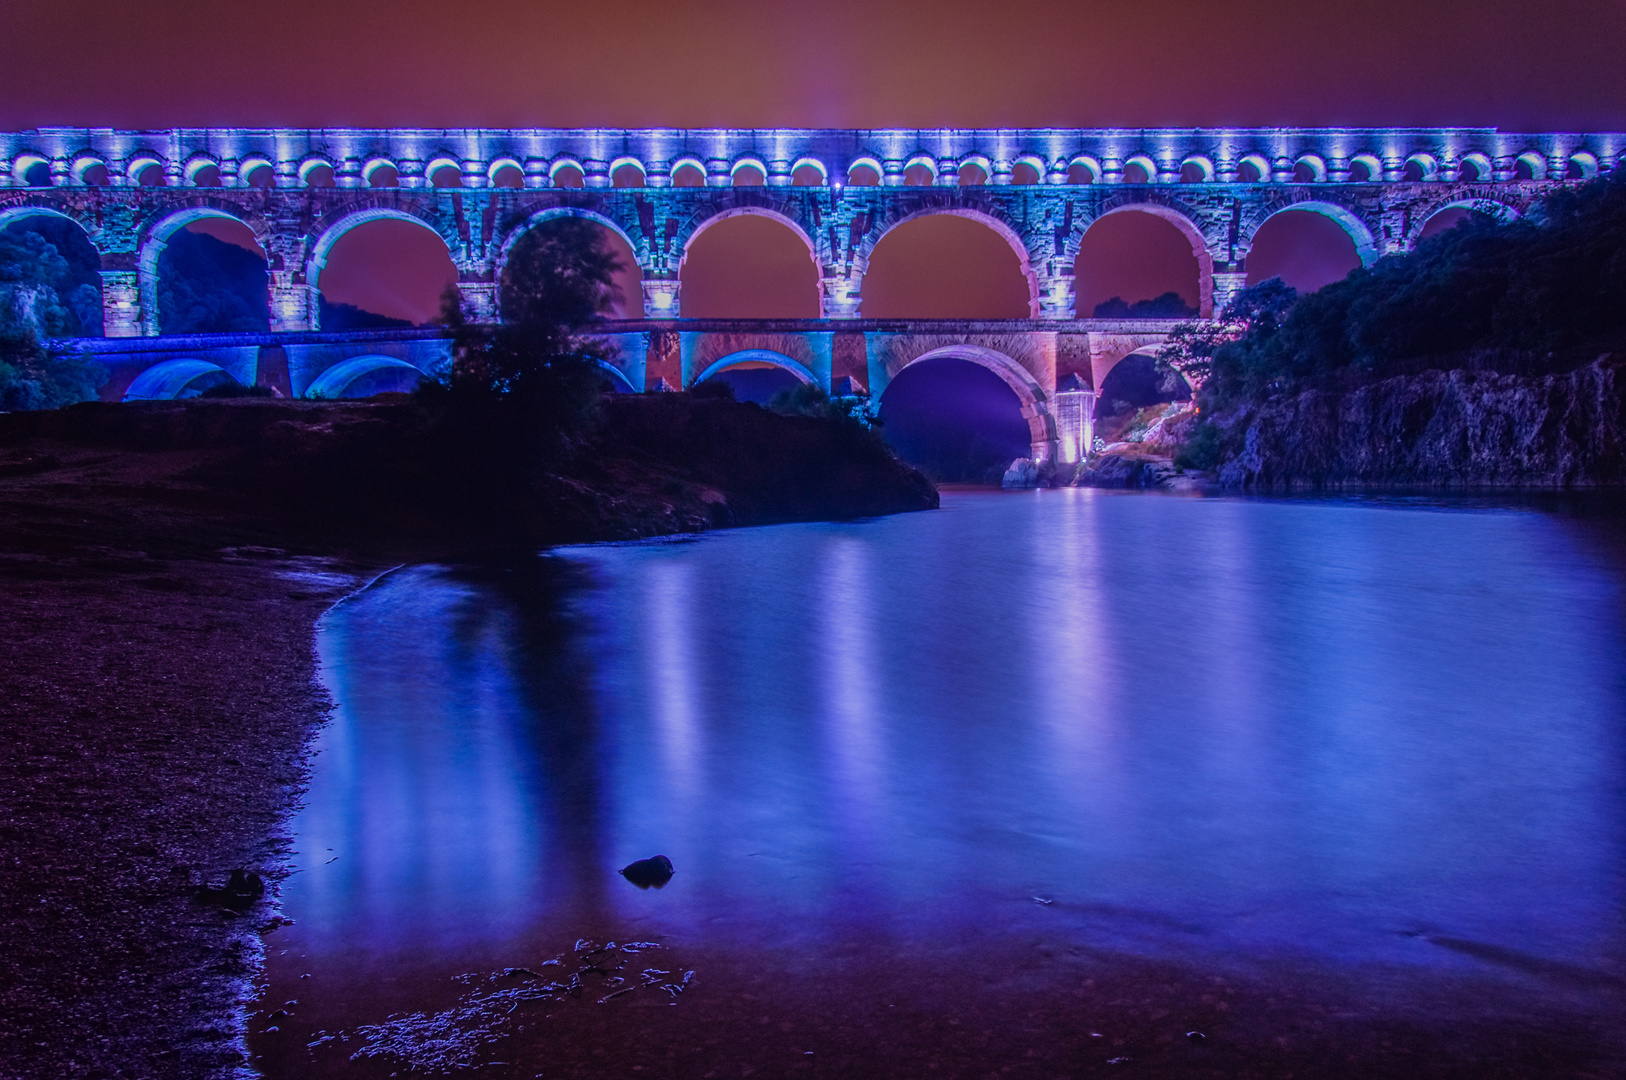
5 125 1618 463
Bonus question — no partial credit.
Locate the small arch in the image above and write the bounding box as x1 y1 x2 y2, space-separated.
611 158 647 188
129 156 166 187
846 157 883 186
1404 152 1438 182
182 156 218 186
667 157 705 188
1122 155 1157 184
790 157 828 185
304 356 426 399
1068 156 1101 184
490 162 523 189
1012 155 1045 185
362 158 398 187
299 156 336 187
12 153 50 187
123 358 237 401
1514 151 1547 180
692 349 816 389
1458 153 1492 182
1568 152 1599 179
1180 156 1213 183
427 157 463 188
959 157 991 186
239 156 274 189
550 158 585 188
731 157 767 186
903 154 937 187
1346 154 1380 182
71 155 109 186
1293 154 1326 182
1236 154 1270 183
485 157 523 183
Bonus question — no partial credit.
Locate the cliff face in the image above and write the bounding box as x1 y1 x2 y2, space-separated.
1212 357 1626 488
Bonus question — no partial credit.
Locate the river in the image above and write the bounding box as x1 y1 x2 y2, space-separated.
252 489 1626 1078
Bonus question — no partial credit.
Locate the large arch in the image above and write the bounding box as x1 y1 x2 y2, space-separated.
492 208 643 318
861 210 1033 319
122 358 237 400
308 209 458 327
1240 199 1380 268
138 207 269 335
1404 194 1524 247
0 205 105 336
494 206 641 275
864 206 1037 317
890 344 1054 460
692 349 817 388
1243 208 1362 293
1074 202 1211 318
307 207 454 294
677 207 821 318
304 355 426 399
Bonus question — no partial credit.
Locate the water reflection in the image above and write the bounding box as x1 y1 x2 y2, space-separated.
268 491 1626 1043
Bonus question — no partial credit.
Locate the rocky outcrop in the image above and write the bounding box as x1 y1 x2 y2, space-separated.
1211 357 1626 488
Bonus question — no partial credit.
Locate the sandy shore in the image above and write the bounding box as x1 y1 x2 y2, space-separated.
0 437 382 1079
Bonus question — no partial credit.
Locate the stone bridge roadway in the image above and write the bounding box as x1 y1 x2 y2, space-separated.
74 316 1181 463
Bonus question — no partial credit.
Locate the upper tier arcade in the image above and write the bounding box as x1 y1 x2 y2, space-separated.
2 127 1619 335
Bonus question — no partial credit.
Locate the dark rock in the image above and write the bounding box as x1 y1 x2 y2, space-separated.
1209 357 1626 488
195 869 264 911
619 855 675 889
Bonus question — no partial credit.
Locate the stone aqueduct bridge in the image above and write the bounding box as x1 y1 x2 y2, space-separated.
3 126 1620 461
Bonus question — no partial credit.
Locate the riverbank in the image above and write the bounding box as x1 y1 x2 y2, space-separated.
0 395 935 1079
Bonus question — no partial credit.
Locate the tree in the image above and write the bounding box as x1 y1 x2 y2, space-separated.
421 216 624 467
0 221 105 409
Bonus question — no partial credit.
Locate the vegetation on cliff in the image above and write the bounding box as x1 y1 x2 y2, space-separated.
1167 173 1626 483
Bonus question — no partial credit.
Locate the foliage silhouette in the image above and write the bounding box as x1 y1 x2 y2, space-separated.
156 230 269 334
0 220 105 409
1166 173 1626 411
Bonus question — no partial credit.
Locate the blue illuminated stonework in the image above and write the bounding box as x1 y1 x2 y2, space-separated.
3 127 1617 460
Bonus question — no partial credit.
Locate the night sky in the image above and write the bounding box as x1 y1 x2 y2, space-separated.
5 0 1623 322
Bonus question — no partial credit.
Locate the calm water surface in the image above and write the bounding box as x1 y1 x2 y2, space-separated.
258 491 1626 1074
